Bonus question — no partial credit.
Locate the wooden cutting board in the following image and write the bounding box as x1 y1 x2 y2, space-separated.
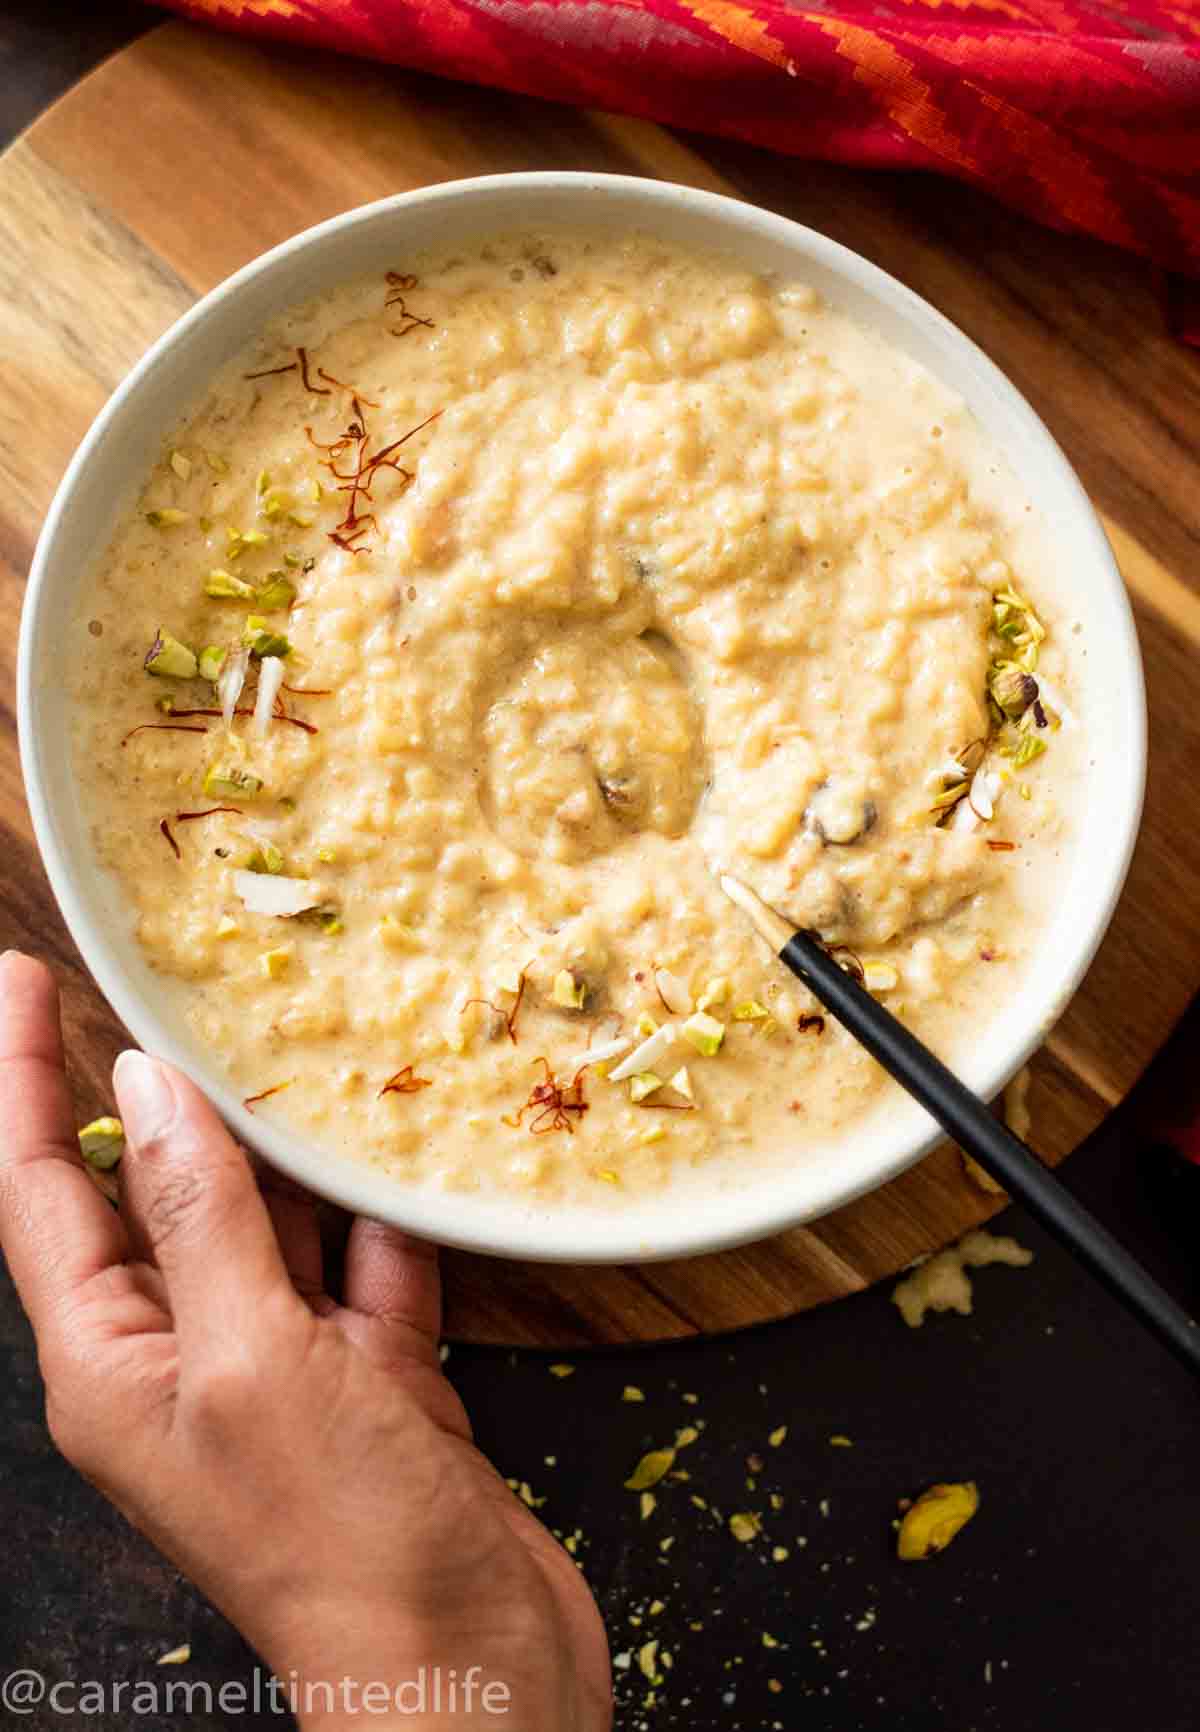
3 22 1198 1346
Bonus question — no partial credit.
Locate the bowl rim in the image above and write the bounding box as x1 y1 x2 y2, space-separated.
18 171 1147 1265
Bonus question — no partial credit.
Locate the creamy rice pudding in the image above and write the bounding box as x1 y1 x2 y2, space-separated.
71 230 1078 1200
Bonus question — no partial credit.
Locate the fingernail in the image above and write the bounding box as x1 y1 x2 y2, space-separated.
113 1050 176 1147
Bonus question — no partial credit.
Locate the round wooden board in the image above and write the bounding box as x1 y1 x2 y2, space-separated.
4 23 1199 1347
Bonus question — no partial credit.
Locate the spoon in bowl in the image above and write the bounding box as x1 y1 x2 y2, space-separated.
720 872 1200 1377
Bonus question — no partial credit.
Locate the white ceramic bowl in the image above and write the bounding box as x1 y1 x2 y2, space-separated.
19 173 1145 1265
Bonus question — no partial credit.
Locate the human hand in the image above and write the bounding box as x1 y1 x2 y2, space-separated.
0 952 610 1731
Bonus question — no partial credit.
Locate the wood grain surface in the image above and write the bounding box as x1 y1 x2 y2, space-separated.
2 22 1198 1346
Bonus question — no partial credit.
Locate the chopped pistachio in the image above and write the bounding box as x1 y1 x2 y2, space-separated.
595 1168 620 1185
637 1641 661 1685
989 662 1038 719
77 1116 124 1170
682 1010 725 1057
732 999 770 1022
145 508 189 529
144 630 198 680
316 845 338 864
638 1126 666 1146
205 450 230 476
729 1512 760 1543
246 842 285 875
629 1071 663 1104
696 976 729 1012
675 1425 699 1448
668 1066 693 1100
256 468 271 496
897 1481 980 1561
1007 732 1047 769
639 1492 657 1521
829 1434 854 1447
283 551 304 569
315 911 344 936
287 511 315 529
622 1385 646 1402
255 572 297 612
259 946 292 980
242 615 291 658
551 968 587 1009
215 915 240 939
197 645 227 683
203 764 262 800
635 1010 659 1038
205 568 256 600
625 1448 676 1491
169 450 192 481
768 1425 788 1448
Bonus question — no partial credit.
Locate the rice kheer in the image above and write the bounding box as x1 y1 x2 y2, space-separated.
71 231 1080 1200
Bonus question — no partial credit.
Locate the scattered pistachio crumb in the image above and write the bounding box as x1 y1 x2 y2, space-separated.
897 1481 980 1561
637 1641 661 1685
625 1448 676 1491
549 1363 575 1378
145 508 189 529
639 1492 657 1522
829 1434 854 1448
729 1512 760 1543
768 1425 788 1448
622 1386 646 1403
157 1644 191 1666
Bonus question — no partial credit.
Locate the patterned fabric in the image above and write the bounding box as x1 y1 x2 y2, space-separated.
158 1 1200 296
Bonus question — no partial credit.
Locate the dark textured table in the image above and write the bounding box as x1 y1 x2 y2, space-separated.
3 7 1199 1729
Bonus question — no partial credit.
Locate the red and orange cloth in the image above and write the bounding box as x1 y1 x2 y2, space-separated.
157 1 1200 327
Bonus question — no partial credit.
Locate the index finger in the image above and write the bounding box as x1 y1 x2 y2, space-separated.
0 953 129 1348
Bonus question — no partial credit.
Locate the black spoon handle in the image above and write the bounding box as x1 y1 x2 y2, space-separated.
780 929 1200 1378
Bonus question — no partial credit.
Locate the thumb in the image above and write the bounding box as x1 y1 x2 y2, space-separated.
114 1051 295 1354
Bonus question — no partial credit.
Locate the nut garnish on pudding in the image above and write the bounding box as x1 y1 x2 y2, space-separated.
72 230 1079 1199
